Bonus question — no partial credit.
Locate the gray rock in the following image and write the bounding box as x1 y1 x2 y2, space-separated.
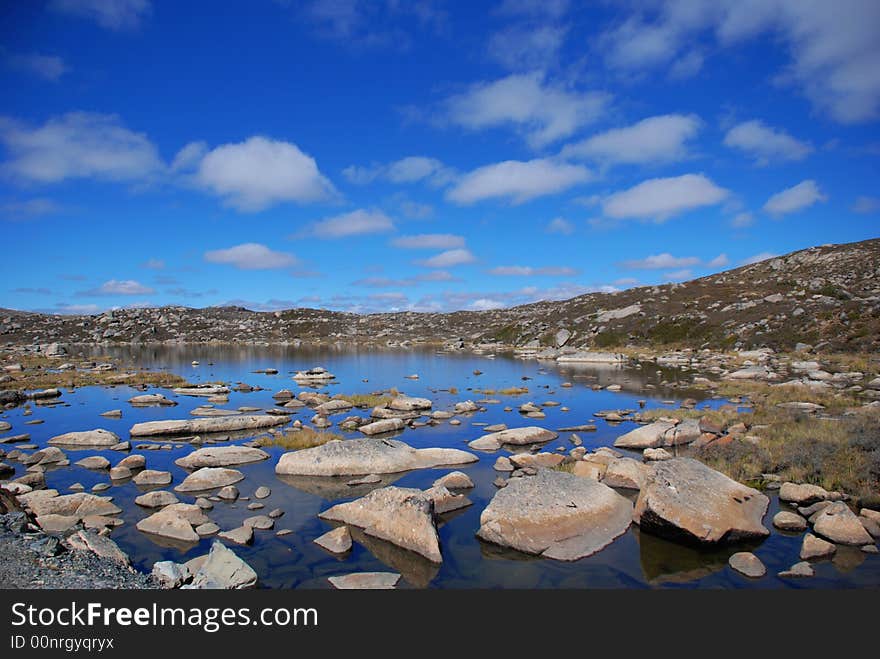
728 551 766 578
131 415 287 437
48 429 119 448
772 510 808 532
477 468 632 561
812 502 873 545
189 541 257 589
174 467 244 493
314 526 352 554
468 426 558 451
800 533 836 560
174 446 269 469
328 572 399 589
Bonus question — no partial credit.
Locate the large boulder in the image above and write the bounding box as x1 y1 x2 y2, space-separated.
812 502 873 545
48 429 119 448
613 421 674 450
128 394 177 406
174 446 269 469
319 486 442 563
603 457 647 490
130 415 288 437
778 482 830 506
275 438 477 476
388 396 432 412
189 541 257 589
136 507 200 543
476 468 633 561
172 386 231 397
27 493 121 519
467 426 558 451
633 458 770 544
358 418 406 435
174 467 245 493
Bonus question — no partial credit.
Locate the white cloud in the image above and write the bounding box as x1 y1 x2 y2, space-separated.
740 251 778 266
447 158 591 204
723 120 812 164
79 279 155 296
298 209 394 239
0 198 61 221
488 265 578 276
598 1 880 123
669 50 704 79
546 217 574 235
386 156 444 183
196 137 335 212
342 156 454 187
602 174 729 222
418 248 476 268
663 269 693 281
852 196 880 214
51 0 151 30
142 258 165 270
8 54 68 81
204 243 298 270
763 179 827 216
171 141 208 172
469 298 506 311
621 253 701 270
445 72 610 148
399 199 433 219
488 25 567 71
0 112 163 184
561 114 701 164
707 253 730 268
55 303 101 315
391 234 465 249
731 211 755 228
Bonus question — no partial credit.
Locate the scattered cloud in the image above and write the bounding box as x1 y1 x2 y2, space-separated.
740 251 778 266
50 0 152 31
304 0 447 49
296 209 394 239
204 243 298 270
53 303 101 315
723 120 813 165
141 258 165 270
602 173 729 222
418 248 476 268
0 112 163 184
7 53 68 81
77 279 156 296
488 25 567 71
707 253 730 268
352 270 458 288
763 179 827 216
546 217 574 234
343 156 455 187
731 211 755 228
447 158 591 204
391 233 465 250
444 72 610 148
194 136 336 212
663 269 693 281
170 141 207 172
852 196 880 214
0 198 61 221
469 298 506 311
488 265 578 276
11 287 53 296
561 114 701 165
620 253 701 270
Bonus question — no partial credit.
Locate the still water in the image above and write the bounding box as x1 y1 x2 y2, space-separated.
4 345 878 588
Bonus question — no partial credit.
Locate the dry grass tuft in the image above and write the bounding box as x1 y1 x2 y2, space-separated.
264 427 344 450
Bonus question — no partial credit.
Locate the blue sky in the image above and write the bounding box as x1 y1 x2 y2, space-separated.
1 0 878 315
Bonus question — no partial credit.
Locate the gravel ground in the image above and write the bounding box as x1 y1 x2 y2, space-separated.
0 513 157 589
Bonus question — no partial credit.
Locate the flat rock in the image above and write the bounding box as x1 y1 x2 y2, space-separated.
243 515 274 530
477 468 633 561
28 493 121 518
175 467 245 493
189 540 257 589
174 446 269 469
136 508 199 543
320 486 442 562
800 533 836 560
134 490 179 508
218 525 253 545
432 471 474 489
74 456 110 470
48 429 119 448
314 526 352 554
778 561 815 578
812 502 873 545
779 482 831 506
328 572 399 590
423 485 472 514
132 469 172 486
468 426 558 451
728 551 766 578
613 421 674 450
773 510 808 532
358 418 406 435
275 437 476 476
633 458 770 544
128 394 177 406
131 415 287 437
254 486 271 499
602 458 647 490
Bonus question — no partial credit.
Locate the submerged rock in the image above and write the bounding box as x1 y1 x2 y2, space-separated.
633 458 770 544
275 438 476 476
476 468 633 561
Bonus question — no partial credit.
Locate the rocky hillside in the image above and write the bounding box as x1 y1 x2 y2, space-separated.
2 238 878 354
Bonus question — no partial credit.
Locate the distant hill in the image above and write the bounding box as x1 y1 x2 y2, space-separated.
2 238 878 353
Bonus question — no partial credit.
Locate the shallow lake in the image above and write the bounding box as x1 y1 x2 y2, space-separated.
3 345 879 588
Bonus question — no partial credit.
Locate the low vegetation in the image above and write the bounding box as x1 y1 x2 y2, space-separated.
264 427 344 450
341 393 393 408
1 353 188 391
